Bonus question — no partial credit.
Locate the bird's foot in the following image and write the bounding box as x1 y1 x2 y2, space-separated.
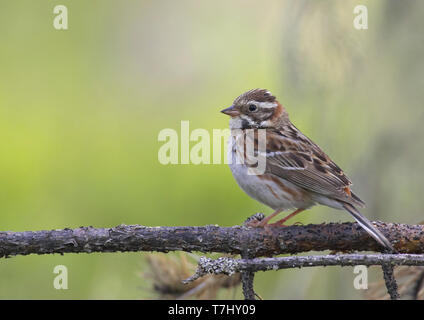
244 209 285 228
243 213 265 227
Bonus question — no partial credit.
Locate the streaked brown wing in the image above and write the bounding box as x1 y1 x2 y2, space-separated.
263 129 364 207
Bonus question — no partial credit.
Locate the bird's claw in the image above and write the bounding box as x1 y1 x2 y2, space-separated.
243 213 265 227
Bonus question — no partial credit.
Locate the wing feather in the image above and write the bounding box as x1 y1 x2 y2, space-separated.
259 128 364 207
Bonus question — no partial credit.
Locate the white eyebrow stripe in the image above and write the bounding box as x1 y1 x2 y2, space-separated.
258 101 277 109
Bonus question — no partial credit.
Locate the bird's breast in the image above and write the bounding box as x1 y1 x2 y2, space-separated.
227 135 313 210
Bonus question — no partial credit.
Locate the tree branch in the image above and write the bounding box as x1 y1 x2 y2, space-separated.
183 254 424 279
2 221 423 299
182 253 424 300
381 263 399 300
240 251 256 300
1 221 423 258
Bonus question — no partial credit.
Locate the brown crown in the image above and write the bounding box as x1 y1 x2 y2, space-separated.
234 89 276 105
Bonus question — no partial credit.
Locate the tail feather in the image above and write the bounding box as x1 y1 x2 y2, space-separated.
350 191 366 208
343 203 394 251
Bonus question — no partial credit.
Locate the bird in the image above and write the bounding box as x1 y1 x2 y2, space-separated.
221 88 393 251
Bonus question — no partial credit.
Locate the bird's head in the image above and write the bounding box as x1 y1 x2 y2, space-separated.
221 89 288 129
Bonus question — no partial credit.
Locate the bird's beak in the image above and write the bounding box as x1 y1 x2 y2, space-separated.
221 105 240 117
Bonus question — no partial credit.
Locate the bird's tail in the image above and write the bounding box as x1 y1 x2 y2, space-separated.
342 203 394 251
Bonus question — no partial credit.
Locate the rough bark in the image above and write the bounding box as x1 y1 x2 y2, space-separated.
184 254 424 278
1 222 423 258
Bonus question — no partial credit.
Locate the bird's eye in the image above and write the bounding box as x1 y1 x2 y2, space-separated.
248 104 258 112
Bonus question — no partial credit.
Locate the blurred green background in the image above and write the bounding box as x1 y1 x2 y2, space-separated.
0 0 423 299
